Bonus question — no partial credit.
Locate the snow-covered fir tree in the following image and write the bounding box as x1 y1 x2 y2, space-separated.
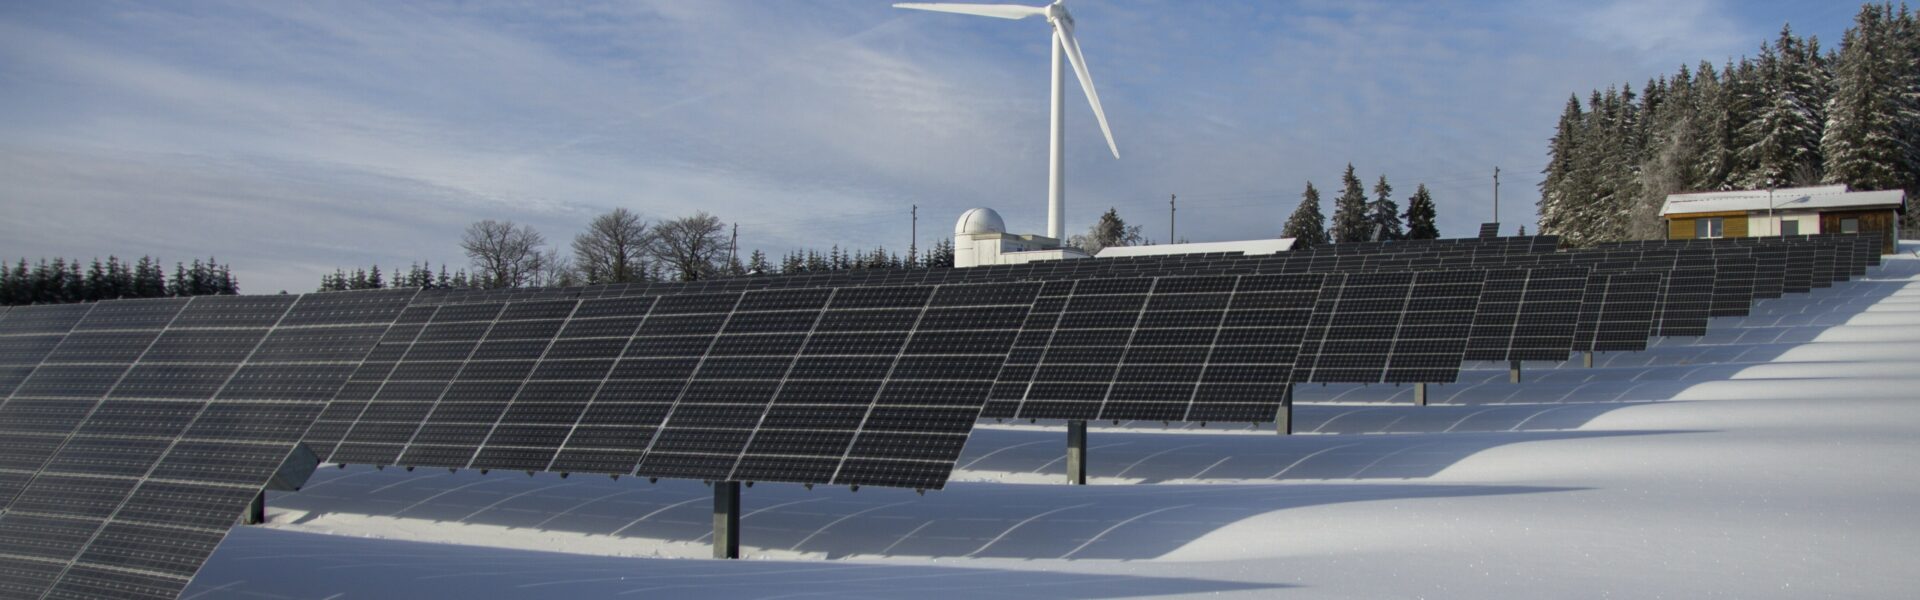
1283 182 1329 249
1329 164 1372 243
1366 175 1404 241
1404 184 1440 240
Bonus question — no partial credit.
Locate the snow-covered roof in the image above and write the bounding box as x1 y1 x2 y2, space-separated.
1094 238 1294 258
1660 185 1905 216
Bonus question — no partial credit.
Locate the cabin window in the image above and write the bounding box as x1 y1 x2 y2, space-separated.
1841 218 1860 234
1695 217 1725 239
1780 220 1799 236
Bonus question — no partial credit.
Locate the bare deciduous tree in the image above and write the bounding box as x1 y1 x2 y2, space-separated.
460 219 546 288
530 247 577 288
649 212 728 281
572 208 650 284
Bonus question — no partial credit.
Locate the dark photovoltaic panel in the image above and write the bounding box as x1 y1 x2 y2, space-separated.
1297 270 1485 383
979 282 1074 420
0 290 416 600
300 304 440 460
322 301 510 467
1478 223 1500 238
1709 257 1757 317
311 283 1039 491
0 231 1880 600
637 282 1039 489
983 274 1324 424
1749 246 1787 299
1573 272 1664 353
1782 245 1815 293
1811 242 1837 288
1651 268 1715 337
1464 267 1590 361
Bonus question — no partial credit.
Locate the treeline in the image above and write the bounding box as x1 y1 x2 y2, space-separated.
1540 3 1920 246
774 240 955 274
0 256 239 306
1282 164 1442 250
321 208 964 291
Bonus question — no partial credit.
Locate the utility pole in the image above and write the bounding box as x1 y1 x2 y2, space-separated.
1493 166 1501 231
911 204 918 265
1169 194 1176 244
729 223 739 269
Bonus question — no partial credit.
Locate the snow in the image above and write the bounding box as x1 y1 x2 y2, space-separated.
186 243 1920 599
1658 184 1904 215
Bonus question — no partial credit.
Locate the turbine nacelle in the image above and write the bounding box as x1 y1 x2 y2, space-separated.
1045 2 1071 27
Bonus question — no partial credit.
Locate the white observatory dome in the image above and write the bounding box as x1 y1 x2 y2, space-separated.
955 207 1007 236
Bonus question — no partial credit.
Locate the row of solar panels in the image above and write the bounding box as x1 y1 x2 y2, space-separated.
0 233 1879 599
404 235 1566 306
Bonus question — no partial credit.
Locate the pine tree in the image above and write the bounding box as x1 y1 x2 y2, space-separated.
1365 175 1404 241
1405 184 1440 240
1539 95 1585 240
1740 26 1829 188
85 259 106 303
927 239 955 269
747 250 770 275
1283 182 1330 249
1329 164 1372 243
780 252 804 274
1824 4 1915 197
368 265 385 289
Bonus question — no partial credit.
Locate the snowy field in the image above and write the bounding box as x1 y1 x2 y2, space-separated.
186 244 1920 599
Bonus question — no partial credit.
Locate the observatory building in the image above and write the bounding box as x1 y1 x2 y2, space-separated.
953 207 1294 268
953 207 1090 267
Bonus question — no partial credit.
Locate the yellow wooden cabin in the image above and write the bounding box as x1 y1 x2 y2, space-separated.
1660 185 1907 253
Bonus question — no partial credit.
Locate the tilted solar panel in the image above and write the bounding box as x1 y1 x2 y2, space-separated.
1296 270 1485 384
1572 271 1664 353
1464 267 1590 362
0 290 417 600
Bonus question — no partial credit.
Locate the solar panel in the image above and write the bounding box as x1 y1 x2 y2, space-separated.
310 283 1041 491
981 274 1322 424
1478 223 1500 238
1297 270 1485 383
634 282 1036 489
1782 244 1815 293
1572 271 1664 353
1651 268 1715 337
1810 242 1837 288
1464 267 1590 362
1709 257 1757 317
1748 246 1788 299
0 290 417 600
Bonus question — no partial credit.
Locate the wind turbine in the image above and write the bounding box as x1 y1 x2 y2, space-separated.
895 1 1119 242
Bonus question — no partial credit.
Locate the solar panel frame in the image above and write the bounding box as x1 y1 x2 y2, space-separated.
1463 267 1590 362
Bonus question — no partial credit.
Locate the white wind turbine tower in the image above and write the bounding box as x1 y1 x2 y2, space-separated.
895 0 1119 242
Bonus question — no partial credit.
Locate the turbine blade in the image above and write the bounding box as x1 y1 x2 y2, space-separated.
1055 19 1119 159
893 3 1047 19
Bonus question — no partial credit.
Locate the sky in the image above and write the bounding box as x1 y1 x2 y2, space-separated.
0 0 1869 294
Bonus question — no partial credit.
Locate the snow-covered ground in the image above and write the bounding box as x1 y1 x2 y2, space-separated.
186 244 1920 599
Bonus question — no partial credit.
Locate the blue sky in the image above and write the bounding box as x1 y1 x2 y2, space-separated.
0 0 1866 293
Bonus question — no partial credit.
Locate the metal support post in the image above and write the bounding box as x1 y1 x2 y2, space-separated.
244 491 265 525
1509 360 1523 383
1066 420 1088 485
1582 352 1595 368
714 481 740 559
1414 383 1428 406
1275 383 1294 435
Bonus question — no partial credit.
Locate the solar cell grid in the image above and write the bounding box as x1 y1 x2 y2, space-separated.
1573 272 1664 352
1297 270 1484 384
1464 267 1590 362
